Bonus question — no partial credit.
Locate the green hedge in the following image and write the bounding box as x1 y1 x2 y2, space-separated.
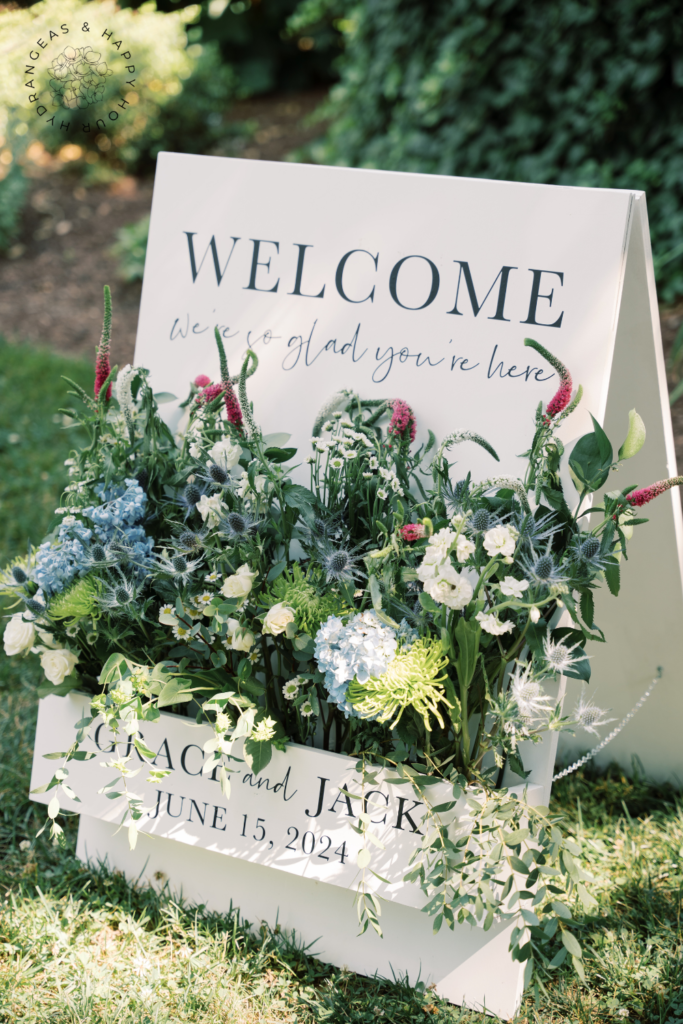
301 0 683 303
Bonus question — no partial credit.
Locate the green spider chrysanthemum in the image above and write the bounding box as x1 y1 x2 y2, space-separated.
348 638 451 730
49 575 101 620
268 564 350 637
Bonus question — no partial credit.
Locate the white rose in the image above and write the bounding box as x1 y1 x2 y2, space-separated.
3 613 36 656
456 535 476 563
483 525 517 558
196 493 226 524
232 627 255 652
499 575 529 599
208 437 242 471
475 611 514 636
221 564 257 599
40 647 79 686
262 602 296 636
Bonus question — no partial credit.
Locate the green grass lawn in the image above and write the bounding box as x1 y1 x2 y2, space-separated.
0 338 682 1023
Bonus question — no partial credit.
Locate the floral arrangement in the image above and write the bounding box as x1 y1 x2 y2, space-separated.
3 287 678 991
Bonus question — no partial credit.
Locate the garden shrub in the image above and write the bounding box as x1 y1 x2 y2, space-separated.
0 0 238 182
109 214 150 282
132 0 343 94
296 0 683 303
0 166 29 253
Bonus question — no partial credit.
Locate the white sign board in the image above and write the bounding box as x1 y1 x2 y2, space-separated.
31 693 548 1017
30 693 543 911
134 155 683 781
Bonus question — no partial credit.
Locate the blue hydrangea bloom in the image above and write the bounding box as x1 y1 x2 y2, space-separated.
34 479 153 596
314 611 398 717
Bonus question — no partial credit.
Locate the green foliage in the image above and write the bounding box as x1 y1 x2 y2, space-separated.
299 0 683 302
109 214 149 282
0 165 28 253
0 338 91 568
0 0 239 179
142 0 343 95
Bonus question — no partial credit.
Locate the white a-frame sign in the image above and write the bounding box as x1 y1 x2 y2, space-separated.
133 153 683 782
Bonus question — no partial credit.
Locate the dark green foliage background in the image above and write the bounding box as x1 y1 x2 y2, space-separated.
123 0 343 95
303 0 683 303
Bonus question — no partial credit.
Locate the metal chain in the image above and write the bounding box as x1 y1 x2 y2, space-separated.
552 668 662 782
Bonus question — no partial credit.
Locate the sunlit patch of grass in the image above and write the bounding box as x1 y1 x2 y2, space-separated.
0 341 682 1022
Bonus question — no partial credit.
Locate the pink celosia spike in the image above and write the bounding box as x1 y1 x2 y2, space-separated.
387 399 416 443
626 477 683 506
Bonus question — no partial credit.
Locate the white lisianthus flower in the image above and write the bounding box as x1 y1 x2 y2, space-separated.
3 613 36 656
189 442 202 459
428 528 457 562
221 564 257 600
208 437 242 471
40 647 79 685
475 611 514 635
196 493 226 524
424 564 473 610
499 576 530 599
529 606 541 623
262 602 296 636
456 535 476 563
416 559 439 583
483 525 517 558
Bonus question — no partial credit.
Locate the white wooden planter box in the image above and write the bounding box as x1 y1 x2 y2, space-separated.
30 690 563 1019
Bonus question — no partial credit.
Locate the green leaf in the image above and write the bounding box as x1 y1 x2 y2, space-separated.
282 483 317 524
157 677 195 707
134 737 157 761
568 425 612 493
549 947 568 968
508 751 531 779
509 856 529 874
243 737 272 775
267 559 287 582
37 676 79 699
618 409 646 460
369 575 383 612
604 561 621 597
454 616 481 690
551 900 572 920
579 589 595 629
264 446 297 463
589 414 613 464
418 591 439 613
561 929 582 958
